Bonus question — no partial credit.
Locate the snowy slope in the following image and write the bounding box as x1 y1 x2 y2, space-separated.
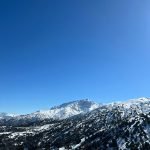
110 97 150 108
37 100 98 118
107 97 150 115
0 112 18 119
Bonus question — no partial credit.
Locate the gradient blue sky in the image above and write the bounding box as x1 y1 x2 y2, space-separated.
0 0 150 114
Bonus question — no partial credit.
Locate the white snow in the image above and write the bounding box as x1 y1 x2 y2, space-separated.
72 138 85 149
59 147 66 150
32 124 53 131
8 131 33 139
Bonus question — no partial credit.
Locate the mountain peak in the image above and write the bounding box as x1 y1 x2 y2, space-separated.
36 99 100 119
50 98 90 109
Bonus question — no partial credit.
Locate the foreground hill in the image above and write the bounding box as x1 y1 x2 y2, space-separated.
0 97 150 149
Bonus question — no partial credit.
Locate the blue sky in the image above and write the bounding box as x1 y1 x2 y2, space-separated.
0 0 150 114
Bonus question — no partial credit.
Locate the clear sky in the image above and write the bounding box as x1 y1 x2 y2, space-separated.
0 0 150 114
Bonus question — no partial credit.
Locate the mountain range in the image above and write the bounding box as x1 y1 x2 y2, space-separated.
0 99 100 126
0 97 150 149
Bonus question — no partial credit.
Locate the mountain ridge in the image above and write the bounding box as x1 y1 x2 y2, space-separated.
1 97 150 149
1 97 150 121
0 99 100 126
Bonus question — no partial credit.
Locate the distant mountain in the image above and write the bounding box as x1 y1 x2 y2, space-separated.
0 112 18 119
29 99 100 120
1 97 150 149
0 99 100 126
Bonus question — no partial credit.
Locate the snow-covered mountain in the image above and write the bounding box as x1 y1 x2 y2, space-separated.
0 99 100 126
109 97 150 108
107 97 150 115
28 99 100 120
0 112 18 119
1 97 150 125
1 97 150 149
